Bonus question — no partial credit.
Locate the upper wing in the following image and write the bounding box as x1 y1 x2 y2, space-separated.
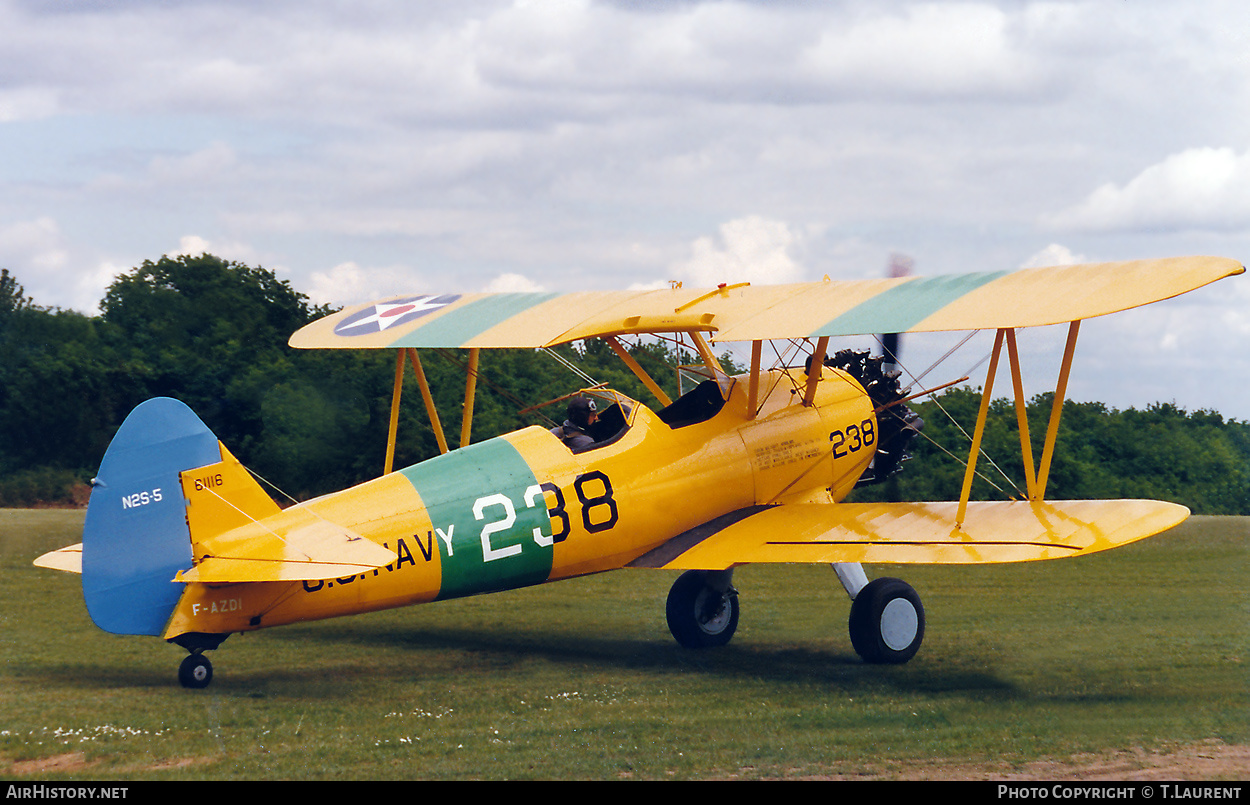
289 256 1242 349
627 499 1189 570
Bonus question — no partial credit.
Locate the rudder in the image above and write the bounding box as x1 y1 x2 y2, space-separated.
82 398 223 636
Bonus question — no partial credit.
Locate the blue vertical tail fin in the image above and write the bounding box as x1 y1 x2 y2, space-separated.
82 398 223 636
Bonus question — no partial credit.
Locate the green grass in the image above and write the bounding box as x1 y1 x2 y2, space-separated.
1 509 1245 780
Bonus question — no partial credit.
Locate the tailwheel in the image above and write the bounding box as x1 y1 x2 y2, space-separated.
848 577 924 664
666 570 739 648
178 652 213 689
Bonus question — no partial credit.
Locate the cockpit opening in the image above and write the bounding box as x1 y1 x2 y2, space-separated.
656 379 726 429
550 389 636 454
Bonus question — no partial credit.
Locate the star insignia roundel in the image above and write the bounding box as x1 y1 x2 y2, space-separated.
333 294 462 337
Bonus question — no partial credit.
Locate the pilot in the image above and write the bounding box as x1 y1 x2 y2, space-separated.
551 396 598 451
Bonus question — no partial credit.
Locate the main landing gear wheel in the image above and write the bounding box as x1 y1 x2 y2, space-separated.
666 570 739 648
178 653 213 689
848 577 925 664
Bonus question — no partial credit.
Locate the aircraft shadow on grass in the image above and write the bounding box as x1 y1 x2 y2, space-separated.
257 619 1020 699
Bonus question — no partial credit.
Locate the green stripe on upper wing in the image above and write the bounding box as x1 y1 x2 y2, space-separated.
811 271 1008 337
388 293 560 348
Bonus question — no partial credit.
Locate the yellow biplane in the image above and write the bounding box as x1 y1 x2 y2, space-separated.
34 255 1243 688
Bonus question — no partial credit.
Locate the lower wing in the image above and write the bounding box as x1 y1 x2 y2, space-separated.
629 499 1188 570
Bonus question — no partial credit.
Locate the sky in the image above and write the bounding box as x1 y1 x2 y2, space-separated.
2 0 1249 419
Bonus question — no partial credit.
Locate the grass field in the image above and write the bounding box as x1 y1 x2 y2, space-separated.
1 508 1245 780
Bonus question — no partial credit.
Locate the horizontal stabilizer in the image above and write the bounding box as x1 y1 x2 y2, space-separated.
177 517 397 583
33 543 83 574
631 499 1189 570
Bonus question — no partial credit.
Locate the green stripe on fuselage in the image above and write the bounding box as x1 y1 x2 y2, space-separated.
399 437 552 600
813 271 1008 337
392 293 559 347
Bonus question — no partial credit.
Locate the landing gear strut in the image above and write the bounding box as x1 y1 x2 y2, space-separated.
666 569 739 648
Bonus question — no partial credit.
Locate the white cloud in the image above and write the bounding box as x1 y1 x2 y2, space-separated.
0 1 1067 130
307 261 431 307
0 217 129 313
169 235 270 272
669 215 806 289
0 87 59 122
74 261 129 315
484 272 545 293
174 235 212 256
626 279 675 292
474 1 1056 107
1 1 1248 418
800 4 1048 99
308 262 370 307
1020 243 1086 268
0 217 72 305
1221 287 1250 339
149 141 239 184
0 217 66 272
309 265 545 308
1044 146 1250 233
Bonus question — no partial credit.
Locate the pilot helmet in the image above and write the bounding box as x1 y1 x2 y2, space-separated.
568 396 598 429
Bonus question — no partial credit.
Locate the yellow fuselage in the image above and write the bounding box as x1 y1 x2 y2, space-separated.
163 369 874 641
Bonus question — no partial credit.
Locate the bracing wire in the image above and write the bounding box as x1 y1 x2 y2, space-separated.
874 333 1026 500
540 346 599 387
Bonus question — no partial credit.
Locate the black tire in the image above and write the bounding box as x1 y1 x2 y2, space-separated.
848 577 924 664
666 570 739 648
178 653 213 689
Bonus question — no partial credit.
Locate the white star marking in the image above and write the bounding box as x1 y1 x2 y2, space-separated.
335 295 456 336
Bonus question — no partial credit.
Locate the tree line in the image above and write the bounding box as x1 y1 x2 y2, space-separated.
1 255 1246 514
0 255 699 505
849 389 1250 515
